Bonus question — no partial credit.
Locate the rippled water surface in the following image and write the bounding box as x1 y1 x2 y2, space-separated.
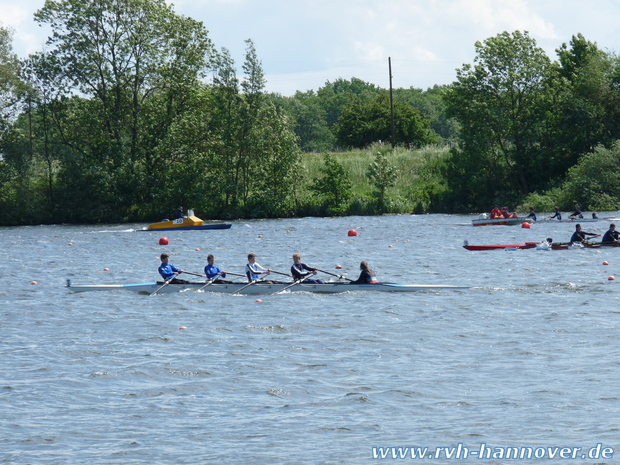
2 214 620 464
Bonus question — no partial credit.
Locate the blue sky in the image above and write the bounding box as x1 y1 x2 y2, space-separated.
2 0 620 95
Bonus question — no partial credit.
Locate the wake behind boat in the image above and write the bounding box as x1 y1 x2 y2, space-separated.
65 279 470 294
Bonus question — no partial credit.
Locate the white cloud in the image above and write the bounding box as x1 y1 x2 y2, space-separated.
1 0 620 95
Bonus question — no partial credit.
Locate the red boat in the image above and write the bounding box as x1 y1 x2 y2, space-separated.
463 241 538 251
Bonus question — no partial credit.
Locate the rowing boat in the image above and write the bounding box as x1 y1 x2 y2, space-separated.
463 241 538 251
545 241 620 250
463 239 620 251
143 211 231 231
65 279 469 294
471 216 533 227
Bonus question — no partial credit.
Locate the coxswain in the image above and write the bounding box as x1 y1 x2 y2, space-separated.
350 261 378 284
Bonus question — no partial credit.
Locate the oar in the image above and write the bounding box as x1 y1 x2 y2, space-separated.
232 278 265 295
225 271 246 278
150 276 175 296
271 274 312 295
269 269 291 278
182 271 205 278
317 268 353 282
196 278 216 292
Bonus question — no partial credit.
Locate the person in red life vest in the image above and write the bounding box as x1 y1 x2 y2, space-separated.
350 261 378 284
490 206 502 219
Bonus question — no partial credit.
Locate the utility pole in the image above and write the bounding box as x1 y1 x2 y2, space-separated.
388 57 395 149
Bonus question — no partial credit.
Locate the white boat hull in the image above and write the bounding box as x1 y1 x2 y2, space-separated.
472 217 532 226
66 280 469 294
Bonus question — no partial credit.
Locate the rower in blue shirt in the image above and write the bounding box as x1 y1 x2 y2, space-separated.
158 253 189 284
204 254 232 283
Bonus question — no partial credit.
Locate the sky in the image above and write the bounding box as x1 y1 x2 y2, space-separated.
2 0 620 96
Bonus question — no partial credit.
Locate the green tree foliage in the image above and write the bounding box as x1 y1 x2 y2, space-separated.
335 94 439 148
32 0 213 220
316 77 383 128
309 154 353 214
0 25 23 127
155 41 302 219
443 31 553 210
556 141 620 211
367 147 397 212
394 85 459 143
270 90 335 152
543 34 620 172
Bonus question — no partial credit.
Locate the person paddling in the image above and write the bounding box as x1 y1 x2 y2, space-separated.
158 253 190 284
204 254 232 284
350 261 378 284
570 224 599 244
602 224 620 243
291 253 324 284
550 206 562 220
569 206 583 220
245 253 272 283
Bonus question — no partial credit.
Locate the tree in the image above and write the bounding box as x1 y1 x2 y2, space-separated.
557 141 620 211
335 94 439 148
367 147 397 212
33 0 214 220
545 34 620 172
443 31 553 209
309 155 352 214
271 90 335 152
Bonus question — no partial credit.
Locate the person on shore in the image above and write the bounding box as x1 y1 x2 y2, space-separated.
204 254 232 284
245 253 272 282
602 224 620 243
550 206 562 220
291 253 324 284
570 224 599 244
350 261 378 284
158 253 189 284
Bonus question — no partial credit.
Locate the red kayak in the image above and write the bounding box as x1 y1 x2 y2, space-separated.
463 241 538 251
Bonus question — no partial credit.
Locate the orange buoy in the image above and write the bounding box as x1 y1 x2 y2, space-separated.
103 268 110 271
195 248 200 251
159 237 169 245
335 264 342 269
179 326 187 330
602 261 609 265
521 222 531 229
255 299 262 303
31 281 38 285
347 229 358 237
388 245 394 248
608 276 615 281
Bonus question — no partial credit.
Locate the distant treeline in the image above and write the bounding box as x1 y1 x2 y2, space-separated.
2 2 620 225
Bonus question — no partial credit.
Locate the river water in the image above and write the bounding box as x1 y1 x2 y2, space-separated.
2 214 620 464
